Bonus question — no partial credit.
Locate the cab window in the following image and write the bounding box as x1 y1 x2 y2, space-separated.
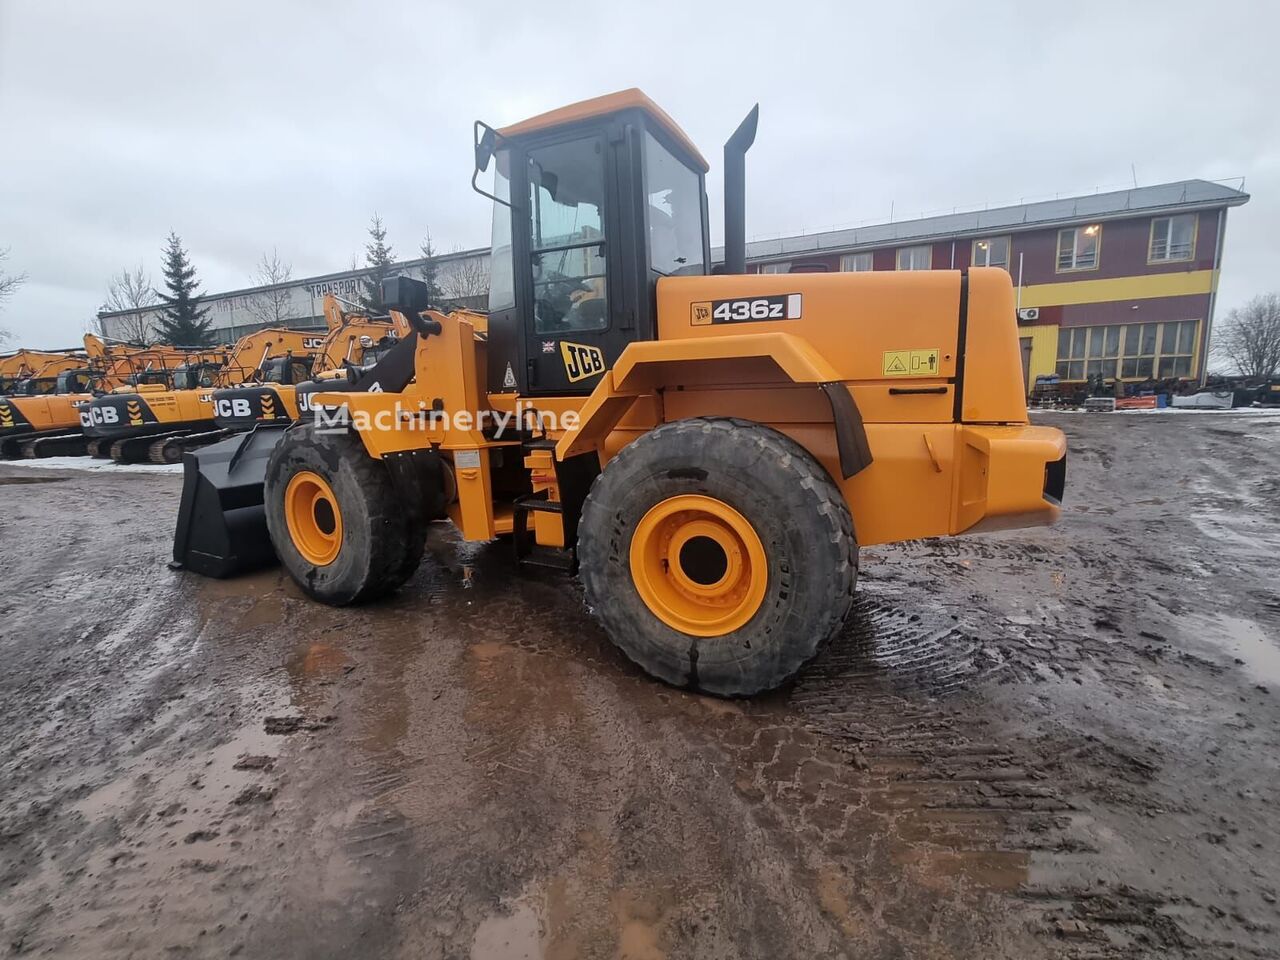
644 131 705 276
527 137 608 334
487 149 516 313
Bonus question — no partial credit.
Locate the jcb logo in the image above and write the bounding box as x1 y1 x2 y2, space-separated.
302 337 325 349
86 406 120 426
297 391 316 412
560 342 605 384
215 398 253 418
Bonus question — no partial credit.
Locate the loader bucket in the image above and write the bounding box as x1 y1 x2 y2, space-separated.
171 422 289 578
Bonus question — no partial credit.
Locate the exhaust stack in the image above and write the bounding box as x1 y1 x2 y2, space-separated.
723 104 759 275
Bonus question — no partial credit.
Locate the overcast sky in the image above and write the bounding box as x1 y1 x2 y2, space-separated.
1 0 1276 347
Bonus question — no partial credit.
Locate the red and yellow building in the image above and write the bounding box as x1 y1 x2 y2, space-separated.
734 180 1249 389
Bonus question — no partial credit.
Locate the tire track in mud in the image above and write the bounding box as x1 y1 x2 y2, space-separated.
780 512 1277 960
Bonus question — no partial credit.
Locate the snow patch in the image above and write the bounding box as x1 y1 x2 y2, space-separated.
0 456 183 475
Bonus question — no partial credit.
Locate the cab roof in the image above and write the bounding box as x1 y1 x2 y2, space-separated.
497 88 709 173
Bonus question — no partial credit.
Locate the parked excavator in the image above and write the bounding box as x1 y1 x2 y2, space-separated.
210 296 406 431
84 327 327 463
0 335 194 458
174 89 1067 696
0 348 86 395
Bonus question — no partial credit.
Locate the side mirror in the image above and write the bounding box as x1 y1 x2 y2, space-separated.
475 124 496 173
471 120 514 209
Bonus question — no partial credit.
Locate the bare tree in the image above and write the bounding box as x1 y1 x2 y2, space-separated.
0 247 27 343
101 265 160 344
246 248 297 326
439 248 489 303
1213 293 1280 379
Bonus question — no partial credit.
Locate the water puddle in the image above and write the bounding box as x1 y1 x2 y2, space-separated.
470 893 547 960
1185 614 1280 687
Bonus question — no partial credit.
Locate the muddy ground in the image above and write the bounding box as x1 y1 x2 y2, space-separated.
0 412 1278 960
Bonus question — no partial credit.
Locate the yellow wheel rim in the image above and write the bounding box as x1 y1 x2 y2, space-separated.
629 494 768 637
284 470 343 566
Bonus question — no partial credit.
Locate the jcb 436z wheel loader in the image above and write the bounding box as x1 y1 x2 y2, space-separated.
174 89 1067 696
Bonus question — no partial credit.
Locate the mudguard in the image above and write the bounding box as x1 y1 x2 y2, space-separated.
171 422 290 577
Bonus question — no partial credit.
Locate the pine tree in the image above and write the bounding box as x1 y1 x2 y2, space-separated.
155 232 214 345
359 214 397 313
418 228 444 306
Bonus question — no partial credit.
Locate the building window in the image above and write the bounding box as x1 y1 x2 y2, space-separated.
1056 320 1199 380
1056 225 1100 272
1157 319 1198 377
840 252 873 272
1120 323 1159 379
896 246 932 271
760 261 791 274
1056 328 1088 380
971 236 1010 269
1085 324 1122 378
1149 214 1196 263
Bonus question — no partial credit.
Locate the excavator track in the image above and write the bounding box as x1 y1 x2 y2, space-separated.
20 432 88 459
1 432 36 460
110 430 188 464
148 429 234 464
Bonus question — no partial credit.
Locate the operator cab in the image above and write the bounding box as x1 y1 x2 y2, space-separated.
172 362 221 390
256 355 313 386
11 376 60 396
54 369 93 394
133 368 171 388
475 89 712 396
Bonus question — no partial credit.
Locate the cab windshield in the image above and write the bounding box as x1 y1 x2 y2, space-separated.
173 365 215 390
259 360 286 384
55 371 91 394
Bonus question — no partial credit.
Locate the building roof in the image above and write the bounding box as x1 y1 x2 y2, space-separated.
96 246 488 320
714 179 1249 264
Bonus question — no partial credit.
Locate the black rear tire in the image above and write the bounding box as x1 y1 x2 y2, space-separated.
264 423 427 605
577 417 857 697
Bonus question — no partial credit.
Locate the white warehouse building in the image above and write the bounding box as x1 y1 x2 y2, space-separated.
97 247 491 344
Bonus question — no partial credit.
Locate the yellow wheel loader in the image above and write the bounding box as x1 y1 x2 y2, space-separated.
210 296 407 432
0 336 194 459
174 90 1066 696
84 328 326 464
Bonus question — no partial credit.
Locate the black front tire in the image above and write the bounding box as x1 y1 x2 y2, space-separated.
264 423 426 605
577 417 857 697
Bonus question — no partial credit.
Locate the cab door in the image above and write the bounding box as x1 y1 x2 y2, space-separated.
520 132 629 396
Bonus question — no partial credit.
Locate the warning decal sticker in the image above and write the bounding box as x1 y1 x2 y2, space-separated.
882 348 941 377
